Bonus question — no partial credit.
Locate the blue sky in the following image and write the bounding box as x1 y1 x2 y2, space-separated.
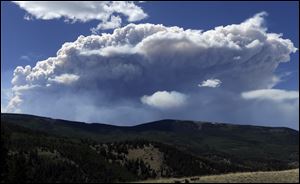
1 1 299 128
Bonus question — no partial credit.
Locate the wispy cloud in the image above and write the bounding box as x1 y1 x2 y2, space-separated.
241 89 299 102
20 55 31 61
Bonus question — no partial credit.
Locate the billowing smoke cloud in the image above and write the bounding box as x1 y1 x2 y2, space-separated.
12 1 147 32
6 12 299 128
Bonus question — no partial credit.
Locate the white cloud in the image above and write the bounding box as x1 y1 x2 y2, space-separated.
12 1 147 31
48 74 80 85
233 56 241 60
141 91 187 109
198 79 222 88
109 1 147 22
5 12 298 128
241 89 299 102
91 15 122 33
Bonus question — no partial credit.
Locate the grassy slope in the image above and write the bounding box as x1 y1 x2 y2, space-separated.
140 169 299 183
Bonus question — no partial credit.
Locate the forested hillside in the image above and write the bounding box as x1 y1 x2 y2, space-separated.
1 113 298 182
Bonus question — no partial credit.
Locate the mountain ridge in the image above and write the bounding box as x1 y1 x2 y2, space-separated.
2 113 298 131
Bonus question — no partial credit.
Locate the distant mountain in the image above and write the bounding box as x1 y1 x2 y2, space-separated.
1 113 299 182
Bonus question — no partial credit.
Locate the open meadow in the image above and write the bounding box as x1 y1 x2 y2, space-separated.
140 169 299 183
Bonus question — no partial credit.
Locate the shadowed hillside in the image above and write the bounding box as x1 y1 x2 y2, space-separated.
1 113 299 182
